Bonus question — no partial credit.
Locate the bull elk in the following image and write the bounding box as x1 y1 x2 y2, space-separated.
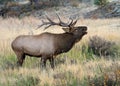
11 15 87 69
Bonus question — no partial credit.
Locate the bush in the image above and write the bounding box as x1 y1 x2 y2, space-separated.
94 0 109 6
89 70 120 86
15 76 39 86
0 0 12 4
88 36 118 57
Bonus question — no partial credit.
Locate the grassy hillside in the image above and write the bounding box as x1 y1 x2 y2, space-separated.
0 17 120 86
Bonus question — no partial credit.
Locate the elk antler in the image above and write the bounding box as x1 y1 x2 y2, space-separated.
69 19 78 28
37 14 78 31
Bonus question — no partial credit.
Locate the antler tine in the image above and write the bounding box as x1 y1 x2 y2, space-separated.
72 19 78 26
45 15 55 23
56 13 69 27
45 15 66 26
69 19 73 26
37 20 51 29
37 15 59 30
69 19 78 28
56 13 62 22
44 24 53 30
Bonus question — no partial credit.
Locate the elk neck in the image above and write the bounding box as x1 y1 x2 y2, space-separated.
53 32 77 55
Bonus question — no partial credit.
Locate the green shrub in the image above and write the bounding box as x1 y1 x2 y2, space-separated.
89 73 119 86
15 76 39 86
0 54 16 70
88 36 118 57
94 0 109 6
0 0 12 4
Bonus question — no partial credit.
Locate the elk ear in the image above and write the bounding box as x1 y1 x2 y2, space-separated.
62 28 71 32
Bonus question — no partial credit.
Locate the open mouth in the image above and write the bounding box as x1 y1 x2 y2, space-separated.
83 28 87 34
84 31 87 34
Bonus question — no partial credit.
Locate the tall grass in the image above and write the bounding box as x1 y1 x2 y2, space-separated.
0 17 120 86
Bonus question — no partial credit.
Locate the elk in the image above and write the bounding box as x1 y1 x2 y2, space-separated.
11 15 87 69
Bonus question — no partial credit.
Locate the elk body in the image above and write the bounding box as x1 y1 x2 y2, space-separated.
11 15 87 69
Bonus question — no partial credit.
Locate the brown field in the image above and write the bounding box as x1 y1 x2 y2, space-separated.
0 17 120 86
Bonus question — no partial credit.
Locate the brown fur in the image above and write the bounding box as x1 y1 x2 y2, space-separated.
11 26 87 69
12 13 87 69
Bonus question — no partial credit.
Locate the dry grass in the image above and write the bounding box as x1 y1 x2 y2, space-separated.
0 17 120 86
0 59 119 86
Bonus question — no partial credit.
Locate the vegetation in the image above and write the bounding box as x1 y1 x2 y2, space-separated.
94 0 109 6
0 0 11 4
0 17 120 86
88 35 118 56
0 0 65 18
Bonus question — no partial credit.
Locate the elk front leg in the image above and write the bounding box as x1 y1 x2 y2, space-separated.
16 53 25 67
49 57 55 69
40 57 47 68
